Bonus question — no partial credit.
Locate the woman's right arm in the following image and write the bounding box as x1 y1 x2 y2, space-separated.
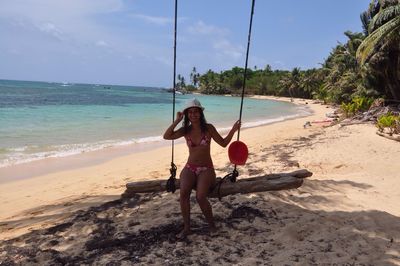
163 112 185 140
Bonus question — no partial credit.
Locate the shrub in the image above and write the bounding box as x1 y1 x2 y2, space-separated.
340 97 374 117
377 113 400 134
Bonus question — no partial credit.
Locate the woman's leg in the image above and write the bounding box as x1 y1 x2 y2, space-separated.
196 169 216 229
179 167 196 235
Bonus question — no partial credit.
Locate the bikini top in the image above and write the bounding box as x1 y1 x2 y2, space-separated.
185 133 210 148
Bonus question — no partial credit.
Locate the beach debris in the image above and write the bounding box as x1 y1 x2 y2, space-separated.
228 205 265 222
376 130 400 142
339 103 399 130
310 119 338 127
303 121 312 128
326 111 340 119
122 169 312 199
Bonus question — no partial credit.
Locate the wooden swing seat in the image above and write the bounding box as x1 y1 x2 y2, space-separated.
121 169 312 199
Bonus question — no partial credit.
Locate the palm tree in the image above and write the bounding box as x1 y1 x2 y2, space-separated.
322 31 365 103
278 68 301 99
301 68 324 99
190 67 200 88
176 74 186 90
356 0 400 100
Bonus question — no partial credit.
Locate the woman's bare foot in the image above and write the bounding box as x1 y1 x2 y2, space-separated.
176 229 192 240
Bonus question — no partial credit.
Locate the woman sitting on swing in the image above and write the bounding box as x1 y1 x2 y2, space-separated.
163 98 241 238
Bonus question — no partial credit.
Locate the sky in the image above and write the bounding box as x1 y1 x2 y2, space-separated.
0 0 369 87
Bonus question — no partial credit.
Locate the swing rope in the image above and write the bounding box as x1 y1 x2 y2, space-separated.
166 0 179 193
217 0 256 199
166 0 256 196
237 0 255 142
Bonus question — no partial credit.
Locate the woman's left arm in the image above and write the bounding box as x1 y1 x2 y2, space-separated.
209 120 241 147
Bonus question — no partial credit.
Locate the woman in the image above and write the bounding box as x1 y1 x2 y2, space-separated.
163 98 240 238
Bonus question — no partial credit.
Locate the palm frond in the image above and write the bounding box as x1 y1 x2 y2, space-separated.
361 11 371 35
357 15 400 65
369 4 400 32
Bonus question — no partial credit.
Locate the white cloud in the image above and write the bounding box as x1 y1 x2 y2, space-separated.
131 14 172 26
185 20 243 65
0 0 123 20
36 22 65 41
96 40 109 47
0 0 134 60
0 0 124 41
213 40 243 59
154 56 173 67
187 20 229 36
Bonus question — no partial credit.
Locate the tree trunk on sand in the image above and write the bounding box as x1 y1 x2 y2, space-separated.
376 130 400 142
121 169 312 199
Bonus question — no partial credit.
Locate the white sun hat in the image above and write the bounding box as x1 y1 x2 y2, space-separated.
182 98 205 112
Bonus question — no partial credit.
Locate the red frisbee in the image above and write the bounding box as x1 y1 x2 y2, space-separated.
228 140 248 165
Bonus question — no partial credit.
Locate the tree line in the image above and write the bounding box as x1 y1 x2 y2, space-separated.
177 0 399 105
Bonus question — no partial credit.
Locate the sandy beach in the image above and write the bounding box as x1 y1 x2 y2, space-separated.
1 97 399 265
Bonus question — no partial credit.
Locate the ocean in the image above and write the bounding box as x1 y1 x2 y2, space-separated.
0 79 310 169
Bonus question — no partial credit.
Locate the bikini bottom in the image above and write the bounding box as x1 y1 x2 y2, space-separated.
185 163 214 177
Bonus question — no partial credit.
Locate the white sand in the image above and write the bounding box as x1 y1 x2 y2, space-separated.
1 97 399 265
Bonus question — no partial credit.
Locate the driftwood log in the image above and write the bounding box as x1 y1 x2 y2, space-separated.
376 130 400 142
121 169 312 199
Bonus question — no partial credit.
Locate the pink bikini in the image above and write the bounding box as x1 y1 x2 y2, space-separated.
184 133 214 176
185 133 210 148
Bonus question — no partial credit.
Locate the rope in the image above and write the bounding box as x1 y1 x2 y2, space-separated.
166 162 177 193
216 169 238 200
237 0 255 141
217 0 256 199
166 0 178 193
167 0 256 195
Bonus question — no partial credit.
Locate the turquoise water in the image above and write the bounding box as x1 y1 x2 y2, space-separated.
0 79 310 168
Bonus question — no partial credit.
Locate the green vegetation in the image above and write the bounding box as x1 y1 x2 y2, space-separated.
377 113 400 134
179 0 400 108
341 97 374 117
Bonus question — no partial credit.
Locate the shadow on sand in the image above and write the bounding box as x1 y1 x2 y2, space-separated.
0 177 399 265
